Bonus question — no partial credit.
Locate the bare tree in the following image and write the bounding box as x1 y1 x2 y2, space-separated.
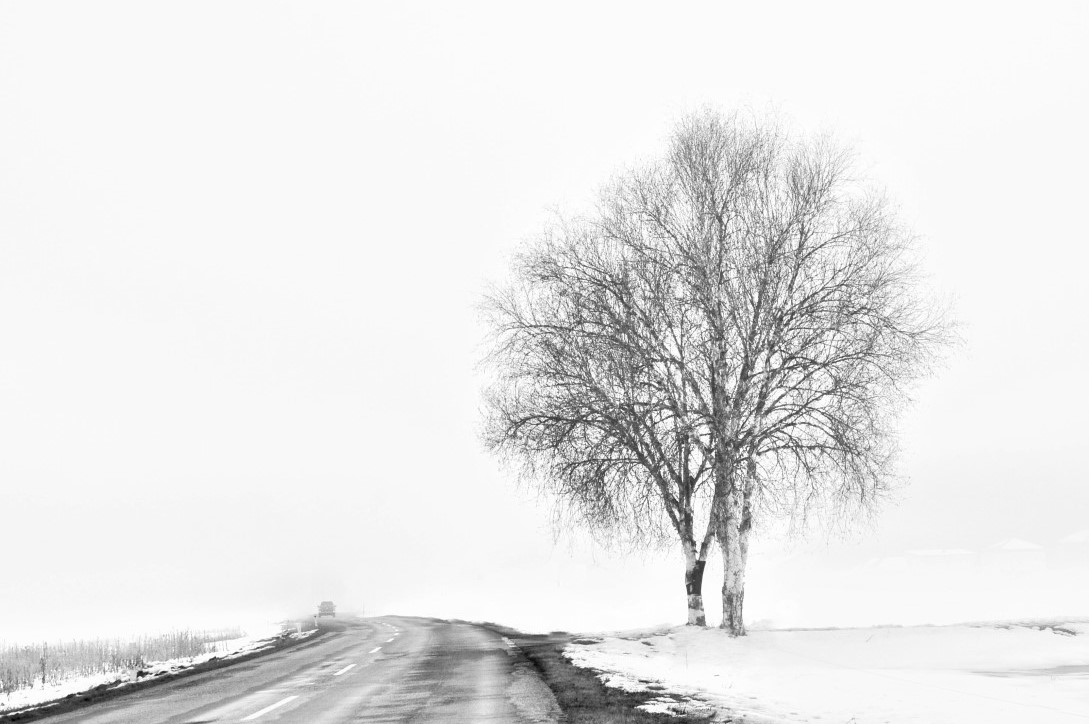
484 109 948 635
482 220 718 625
608 111 949 634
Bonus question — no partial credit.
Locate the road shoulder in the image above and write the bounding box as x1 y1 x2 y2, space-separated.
480 623 714 723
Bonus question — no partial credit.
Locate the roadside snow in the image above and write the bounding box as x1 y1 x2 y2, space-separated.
565 621 1089 723
0 629 317 715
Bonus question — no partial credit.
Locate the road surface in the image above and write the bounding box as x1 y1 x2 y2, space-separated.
39 617 560 723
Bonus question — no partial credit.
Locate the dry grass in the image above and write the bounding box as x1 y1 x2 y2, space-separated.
480 623 715 723
0 628 243 695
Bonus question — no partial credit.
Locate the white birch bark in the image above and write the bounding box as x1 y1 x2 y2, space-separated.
683 548 708 626
717 488 746 636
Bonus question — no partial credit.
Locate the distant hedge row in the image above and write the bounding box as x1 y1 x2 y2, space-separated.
0 628 242 695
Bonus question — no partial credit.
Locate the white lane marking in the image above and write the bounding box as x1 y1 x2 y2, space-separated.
385 637 394 642
369 646 381 654
242 695 298 721
333 663 356 676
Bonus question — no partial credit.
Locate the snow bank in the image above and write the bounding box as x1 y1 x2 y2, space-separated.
565 621 1089 723
0 629 317 715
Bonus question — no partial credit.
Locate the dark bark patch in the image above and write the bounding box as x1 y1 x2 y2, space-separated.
685 559 707 595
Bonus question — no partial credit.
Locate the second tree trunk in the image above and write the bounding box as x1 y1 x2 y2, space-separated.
717 489 748 636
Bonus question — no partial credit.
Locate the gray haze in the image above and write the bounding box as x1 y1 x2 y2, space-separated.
1 2 1087 640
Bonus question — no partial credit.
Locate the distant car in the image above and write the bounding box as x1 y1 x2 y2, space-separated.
318 601 336 617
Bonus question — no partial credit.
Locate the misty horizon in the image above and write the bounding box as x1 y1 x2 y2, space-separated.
2 1 1087 651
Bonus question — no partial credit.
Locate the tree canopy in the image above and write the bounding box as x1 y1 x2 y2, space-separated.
483 109 949 633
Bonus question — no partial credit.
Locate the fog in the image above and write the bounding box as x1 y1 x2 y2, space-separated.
1 1 1087 643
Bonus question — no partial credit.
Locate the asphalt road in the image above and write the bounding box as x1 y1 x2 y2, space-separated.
40 617 561 723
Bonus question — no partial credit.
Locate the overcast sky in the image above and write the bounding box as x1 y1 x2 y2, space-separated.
2 2 1087 641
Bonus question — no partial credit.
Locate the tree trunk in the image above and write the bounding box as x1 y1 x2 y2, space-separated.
717 489 746 636
684 552 708 626
739 482 754 582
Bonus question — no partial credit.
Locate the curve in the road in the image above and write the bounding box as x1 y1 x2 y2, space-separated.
30 617 560 724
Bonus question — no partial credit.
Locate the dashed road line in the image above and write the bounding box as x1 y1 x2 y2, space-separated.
333 663 356 676
385 637 394 643
369 646 381 654
242 695 298 721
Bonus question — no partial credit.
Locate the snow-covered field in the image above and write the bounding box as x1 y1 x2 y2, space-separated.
0 628 317 715
565 621 1089 723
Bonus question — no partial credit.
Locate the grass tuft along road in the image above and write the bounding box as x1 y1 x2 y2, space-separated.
479 623 715 723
